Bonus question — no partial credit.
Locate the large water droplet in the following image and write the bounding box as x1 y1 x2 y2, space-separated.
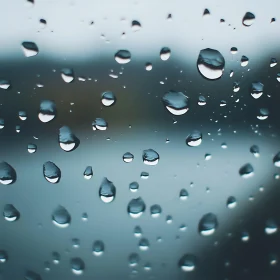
241 55 249 67
160 47 171 61
251 82 264 99
27 143 37 153
38 100 57 123
99 178 116 203
52 205 71 228
265 219 278 235
198 213 218 236
162 91 189 115
250 145 260 157
92 240 105 256
257 108 269 120
180 189 189 200
227 196 237 209
242 12 255 26
178 254 197 272
43 161 61 183
0 250 8 263
128 197 146 218
128 253 140 266
150 204 162 218
92 118 108 130
83 166 93 179
59 126 80 152
22 41 39 57
61 68 74 83
123 152 134 163
142 149 159 165
129 181 139 192
101 91 116 106
0 162 17 185
132 20 141 31
186 130 202 147
24 270 42 280
70 257 85 275
239 163 254 178
19 111 27 121
273 152 280 167
3 204 20 222
115 50 131 64
197 48 225 80
139 238 150 251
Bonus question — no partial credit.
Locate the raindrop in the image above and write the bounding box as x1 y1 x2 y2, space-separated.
145 63 152 71
101 91 116 106
132 20 141 31
24 271 42 280
92 118 108 131
227 196 237 209
144 262 152 271
166 215 173 224
178 254 197 272
273 152 280 167
239 163 254 178
265 219 278 235
229 70 234 77
39 18 47 27
251 82 263 99
186 130 202 147
198 95 206 106
179 189 189 200
0 118 4 129
0 162 17 185
72 238 80 248
233 82 240 92
38 100 57 123
27 143 37 153
140 171 149 179
160 47 171 61
242 12 255 26
15 125 20 133
198 213 218 236
43 161 61 183
150 204 162 218
271 18 276 24
128 197 146 218
83 166 93 179
250 145 260 157
197 48 225 80
221 143 227 149
270 58 277 67
241 55 249 67
3 204 20 222
123 152 134 163
52 205 71 228
129 253 140 266
162 90 189 115
59 126 80 152
92 240 105 256
241 231 250 242
257 108 269 120
99 177 116 203
22 41 39 57
0 80 10 90
19 111 27 121
277 73 280 82
115 50 131 64
61 68 74 83
142 149 159 165
129 181 139 192
205 153 212 160
134 226 142 237
52 252 60 264
0 250 8 263
70 257 85 275
81 212 88 221
203 8 210 17
139 238 150 251
230 47 238 54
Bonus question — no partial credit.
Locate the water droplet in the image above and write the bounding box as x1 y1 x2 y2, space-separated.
0 162 16 185
241 55 249 67
0 250 8 263
144 262 152 271
230 47 238 54
221 143 227 149
277 73 280 82
198 213 218 236
59 126 80 152
270 58 277 67
115 50 131 64
178 254 197 272
70 257 85 275
233 82 240 92
81 212 88 221
24 270 42 280
203 8 210 17
229 70 234 78
39 18 47 28
44 261 50 271
250 145 260 157
150 204 162 218
241 231 250 242
52 205 71 228
92 118 108 131
99 177 116 203
186 130 202 147
27 143 37 153
257 108 269 120
129 181 139 192
273 152 280 167
162 90 189 115
72 238 80 248
227 196 237 209
134 226 142 237
145 63 152 71
198 95 206 106
140 171 149 179
132 20 141 31
15 125 20 133
269 254 278 265
197 48 225 80
243 12 255 26
251 82 264 99
166 215 173 224
52 252 60 264
123 152 134 163
61 68 74 83
38 100 57 123
160 47 171 61
0 79 10 90
18 111 27 121
239 163 254 178
22 41 39 57
139 238 150 251
129 253 140 266
265 219 278 235
3 204 20 222
128 197 146 218
179 189 189 200
92 240 105 256
83 166 93 179
43 161 61 183
101 91 116 106
142 149 159 165
205 153 212 160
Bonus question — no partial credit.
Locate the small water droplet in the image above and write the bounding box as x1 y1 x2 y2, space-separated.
250 145 260 157
243 12 255 26
140 171 149 179
0 79 10 90
22 41 39 57
162 90 189 115
129 253 140 266
15 125 20 133
92 240 105 256
24 270 42 280
129 181 139 192
38 100 57 123
81 212 88 221
18 111 27 121
139 238 150 251
221 143 227 149
0 162 17 185
115 50 131 64
227 196 237 209
0 250 8 263
39 18 47 28
230 47 238 54
92 118 108 131
132 20 141 31
43 161 61 183
27 143 37 153
134 226 142 237
70 257 85 275
270 58 277 67
160 47 171 61
203 8 210 17
128 197 146 218
61 68 74 83
52 252 60 264
239 163 254 178
99 178 116 203
265 219 278 235
72 238 80 248
145 63 152 71
277 73 280 82
178 254 197 272
179 189 189 200
257 108 269 120
150 204 162 218
198 213 218 236
52 205 71 228
123 152 134 163
0 118 4 129
59 126 80 152
83 166 93 179
198 95 206 106
166 215 173 224
251 82 263 99
3 204 20 222
241 55 249 67
233 82 240 92
101 91 116 106
186 130 202 147
205 153 212 160
241 231 250 242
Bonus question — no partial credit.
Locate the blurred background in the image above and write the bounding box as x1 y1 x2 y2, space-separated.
1 0 280 279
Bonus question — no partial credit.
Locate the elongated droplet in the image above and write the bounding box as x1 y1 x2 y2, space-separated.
0 162 17 185
83 166 93 179
3 204 20 222
251 82 263 99
43 161 61 183
99 178 116 203
198 213 218 236
59 126 80 152
273 152 280 167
